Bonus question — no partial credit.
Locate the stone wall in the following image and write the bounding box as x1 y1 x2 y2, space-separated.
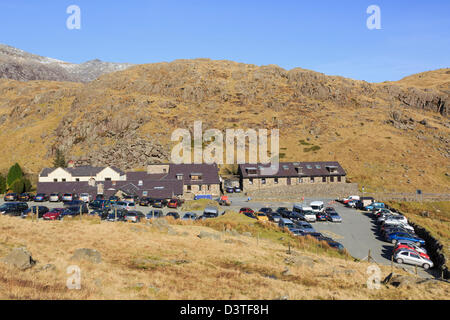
242 176 346 192
246 182 359 200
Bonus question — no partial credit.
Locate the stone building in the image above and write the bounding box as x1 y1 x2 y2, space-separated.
238 162 347 192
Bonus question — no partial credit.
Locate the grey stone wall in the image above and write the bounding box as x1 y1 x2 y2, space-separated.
246 183 359 200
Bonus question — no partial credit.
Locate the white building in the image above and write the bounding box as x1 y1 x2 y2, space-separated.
38 165 127 183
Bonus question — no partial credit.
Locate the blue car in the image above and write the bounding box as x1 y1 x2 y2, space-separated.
364 202 385 211
386 232 425 245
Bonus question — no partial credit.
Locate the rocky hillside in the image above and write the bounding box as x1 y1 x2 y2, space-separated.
0 57 448 192
0 44 133 82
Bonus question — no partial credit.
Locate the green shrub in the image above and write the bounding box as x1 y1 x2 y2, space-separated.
7 163 24 187
10 179 24 194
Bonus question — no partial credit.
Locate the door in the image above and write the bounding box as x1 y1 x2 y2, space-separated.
287 178 291 185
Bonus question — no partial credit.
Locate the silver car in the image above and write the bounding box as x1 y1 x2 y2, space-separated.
394 249 434 269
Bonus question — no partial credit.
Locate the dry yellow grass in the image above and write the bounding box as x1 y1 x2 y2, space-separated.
0 214 448 300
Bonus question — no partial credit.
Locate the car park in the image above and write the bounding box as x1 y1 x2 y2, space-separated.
182 212 197 220
293 204 317 222
43 208 65 221
278 218 295 229
4 193 18 202
49 193 61 202
0 202 28 216
394 249 433 269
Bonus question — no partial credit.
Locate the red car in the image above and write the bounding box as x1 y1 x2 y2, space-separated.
43 208 65 221
393 245 430 260
167 199 179 209
239 207 254 215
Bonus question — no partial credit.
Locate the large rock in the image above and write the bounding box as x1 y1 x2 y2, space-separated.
198 231 221 240
1 248 36 270
70 248 102 264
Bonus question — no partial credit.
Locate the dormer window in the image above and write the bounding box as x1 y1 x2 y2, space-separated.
295 167 303 174
190 173 203 181
138 180 143 186
306 165 313 170
176 174 184 181
246 168 258 175
326 166 338 174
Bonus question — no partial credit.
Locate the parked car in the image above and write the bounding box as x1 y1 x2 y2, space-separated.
394 249 433 269
365 202 385 211
182 212 197 220
386 232 425 245
107 210 127 222
239 208 254 215
294 221 315 233
382 225 415 237
243 211 256 219
146 210 164 220
95 194 105 201
233 186 241 193
60 206 83 218
278 218 295 229
18 193 32 202
268 213 282 223
62 193 76 203
123 195 139 203
43 208 65 221
384 215 408 225
125 210 145 223
225 187 234 193
89 199 111 210
343 195 360 204
108 196 120 203
139 197 153 206
346 200 359 208
167 199 180 209
112 201 136 211
254 212 269 221
326 211 342 223
310 201 324 213
24 206 50 218
49 193 61 202
166 212 180 219
325 240 345 251
203 206 219 218
4 193 18 202
393 246 430 260
152 199 167 208
79 193 92 203
293 204 316 222
315 211 328 221
0 202 28 216
394 240 427 255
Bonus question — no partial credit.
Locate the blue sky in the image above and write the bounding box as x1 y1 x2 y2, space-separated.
0 0 449 82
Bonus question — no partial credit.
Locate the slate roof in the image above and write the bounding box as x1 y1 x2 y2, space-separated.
153 163 221 185
238 162 346 179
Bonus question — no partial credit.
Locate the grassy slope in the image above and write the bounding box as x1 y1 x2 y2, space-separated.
0 213 449 300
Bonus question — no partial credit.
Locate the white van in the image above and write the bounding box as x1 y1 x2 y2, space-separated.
293 204 317 222
310 201 324 213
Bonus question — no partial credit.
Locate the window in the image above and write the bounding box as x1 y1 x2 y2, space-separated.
249 178 253 185
199 184 203 191
62 178 66 182
299 178 302 183
338 176 341 182
306 165 313 169
187 185 192 191
261 178 266 185
310 177 314 183
315 165 321 169
76 178 80 182
54 179 58 182
330 176 335 182
105 177 111 181
190 174 203 181
138 180 143 186
207 185 211 191
274 178 279 184
176 174 183 181
322 177 326 183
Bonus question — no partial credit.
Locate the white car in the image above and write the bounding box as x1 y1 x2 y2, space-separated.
385 215 408 225
49 193 60 202
384 221 415 233
394 249 434 269
310 201 324 213
79 193 92 203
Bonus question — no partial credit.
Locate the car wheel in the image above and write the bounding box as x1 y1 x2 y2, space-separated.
423 263 430 270
396 258 403 264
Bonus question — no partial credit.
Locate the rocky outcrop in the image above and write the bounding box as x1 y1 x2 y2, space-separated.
1 247 36 270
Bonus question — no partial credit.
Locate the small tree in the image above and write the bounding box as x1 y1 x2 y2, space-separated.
10 179 24 194
53 149 67 168
7 163 24 187
0 174 6 194
22 177 32 192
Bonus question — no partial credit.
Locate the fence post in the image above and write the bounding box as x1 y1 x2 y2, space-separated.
80 205 82 220
368 249 371 263
36 206 39 223
391 254 394 272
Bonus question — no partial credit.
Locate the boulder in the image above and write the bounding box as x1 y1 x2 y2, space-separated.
71 248 102 264
198 231 221 240
1 248 36 270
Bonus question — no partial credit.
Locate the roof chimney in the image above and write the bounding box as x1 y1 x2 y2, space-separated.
67 160 75 168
